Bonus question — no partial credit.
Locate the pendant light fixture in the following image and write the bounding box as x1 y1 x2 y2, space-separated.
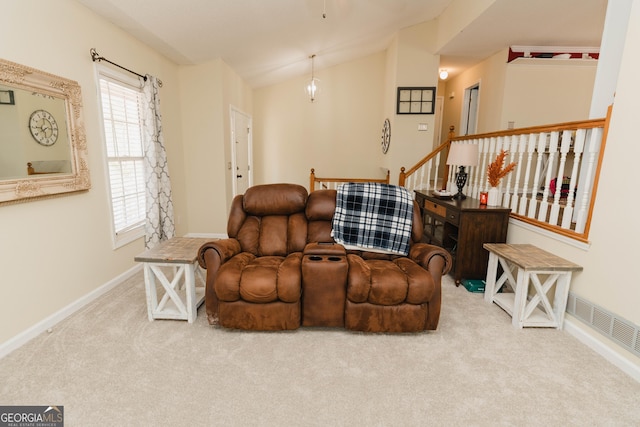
306 54 320 103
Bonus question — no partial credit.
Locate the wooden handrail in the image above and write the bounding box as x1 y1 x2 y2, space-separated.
449 118 606 142
310 168 390 192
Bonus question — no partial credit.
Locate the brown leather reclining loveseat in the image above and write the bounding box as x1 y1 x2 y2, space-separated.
197 183 452 332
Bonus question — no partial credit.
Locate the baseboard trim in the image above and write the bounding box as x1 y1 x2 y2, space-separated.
0 264 142 359
564 317 640 383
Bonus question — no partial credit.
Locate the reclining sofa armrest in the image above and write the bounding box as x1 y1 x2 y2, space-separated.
197 239 242 269
409 243 453 276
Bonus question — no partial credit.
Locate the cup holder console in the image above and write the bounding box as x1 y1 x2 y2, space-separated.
301 243 348 327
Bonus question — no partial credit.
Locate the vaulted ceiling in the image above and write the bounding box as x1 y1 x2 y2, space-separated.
76 0 608 88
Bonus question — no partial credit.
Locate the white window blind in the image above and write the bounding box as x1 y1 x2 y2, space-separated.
99 76 145 241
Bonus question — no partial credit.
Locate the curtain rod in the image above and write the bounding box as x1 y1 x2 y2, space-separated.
90 48 163 87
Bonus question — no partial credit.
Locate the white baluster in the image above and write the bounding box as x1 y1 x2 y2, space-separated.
561 129 585 228
528 132 547 218
538 131 559 222
415 162 423 191
470 139 483 198
519 133 537 215
493 136 504 205
466 139 475 197
549 130 571 225
575 127 602 233
503 136 516 207
446 143 457 192
509 134 526 211
473 138 487 199
480 138 492 192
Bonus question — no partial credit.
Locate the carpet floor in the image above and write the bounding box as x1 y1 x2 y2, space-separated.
1 271 639 426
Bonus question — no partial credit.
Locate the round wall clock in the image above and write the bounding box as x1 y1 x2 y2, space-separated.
381 118 391 154
29 109 59 146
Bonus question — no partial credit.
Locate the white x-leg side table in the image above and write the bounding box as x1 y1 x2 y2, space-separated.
483 243 582 329
135 237 212 323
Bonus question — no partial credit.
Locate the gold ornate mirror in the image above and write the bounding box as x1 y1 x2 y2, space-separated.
0 58 90 205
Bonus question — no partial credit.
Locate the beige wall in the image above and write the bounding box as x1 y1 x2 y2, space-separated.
501 60 597 128
178 59 252 234
179 61 225 234
0 0 186 345
252 21 442 190
387 21 441 178
253 52 387 188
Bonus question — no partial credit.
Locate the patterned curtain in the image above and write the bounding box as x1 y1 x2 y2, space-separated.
142 75 175 249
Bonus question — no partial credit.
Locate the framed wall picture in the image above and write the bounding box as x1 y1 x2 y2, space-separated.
396 86 435 114
0 89 15 105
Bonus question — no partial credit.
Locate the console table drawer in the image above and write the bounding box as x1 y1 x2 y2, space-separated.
424 200 446 217
446 210 459 225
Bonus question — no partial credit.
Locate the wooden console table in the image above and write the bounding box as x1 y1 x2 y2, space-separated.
134 237 212 323
483 243 583 329
414 191 510 284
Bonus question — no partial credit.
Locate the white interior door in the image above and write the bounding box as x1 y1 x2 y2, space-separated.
461 83 480 135
231 108 253 196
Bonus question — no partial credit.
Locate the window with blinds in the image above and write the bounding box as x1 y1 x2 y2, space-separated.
98 73 145 246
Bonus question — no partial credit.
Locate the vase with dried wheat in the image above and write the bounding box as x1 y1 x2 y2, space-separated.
486 150 517 206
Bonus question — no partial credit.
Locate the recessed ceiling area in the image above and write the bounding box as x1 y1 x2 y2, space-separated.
75 0 608 88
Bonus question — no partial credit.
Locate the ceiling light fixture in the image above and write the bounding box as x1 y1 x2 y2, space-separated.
306 54 320 103
439 69 449 80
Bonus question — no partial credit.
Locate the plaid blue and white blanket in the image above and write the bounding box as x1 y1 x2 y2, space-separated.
331 182 413 256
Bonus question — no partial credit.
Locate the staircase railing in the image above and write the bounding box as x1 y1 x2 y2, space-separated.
310 168 390 192
400 108 611 243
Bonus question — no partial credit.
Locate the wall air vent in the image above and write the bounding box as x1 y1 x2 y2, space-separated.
567 292 639 358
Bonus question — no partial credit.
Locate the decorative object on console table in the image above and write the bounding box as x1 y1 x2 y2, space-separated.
479 191 488 205
446 143 479 200
487 187 500 206
415 190 510 285
486 149 517 206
